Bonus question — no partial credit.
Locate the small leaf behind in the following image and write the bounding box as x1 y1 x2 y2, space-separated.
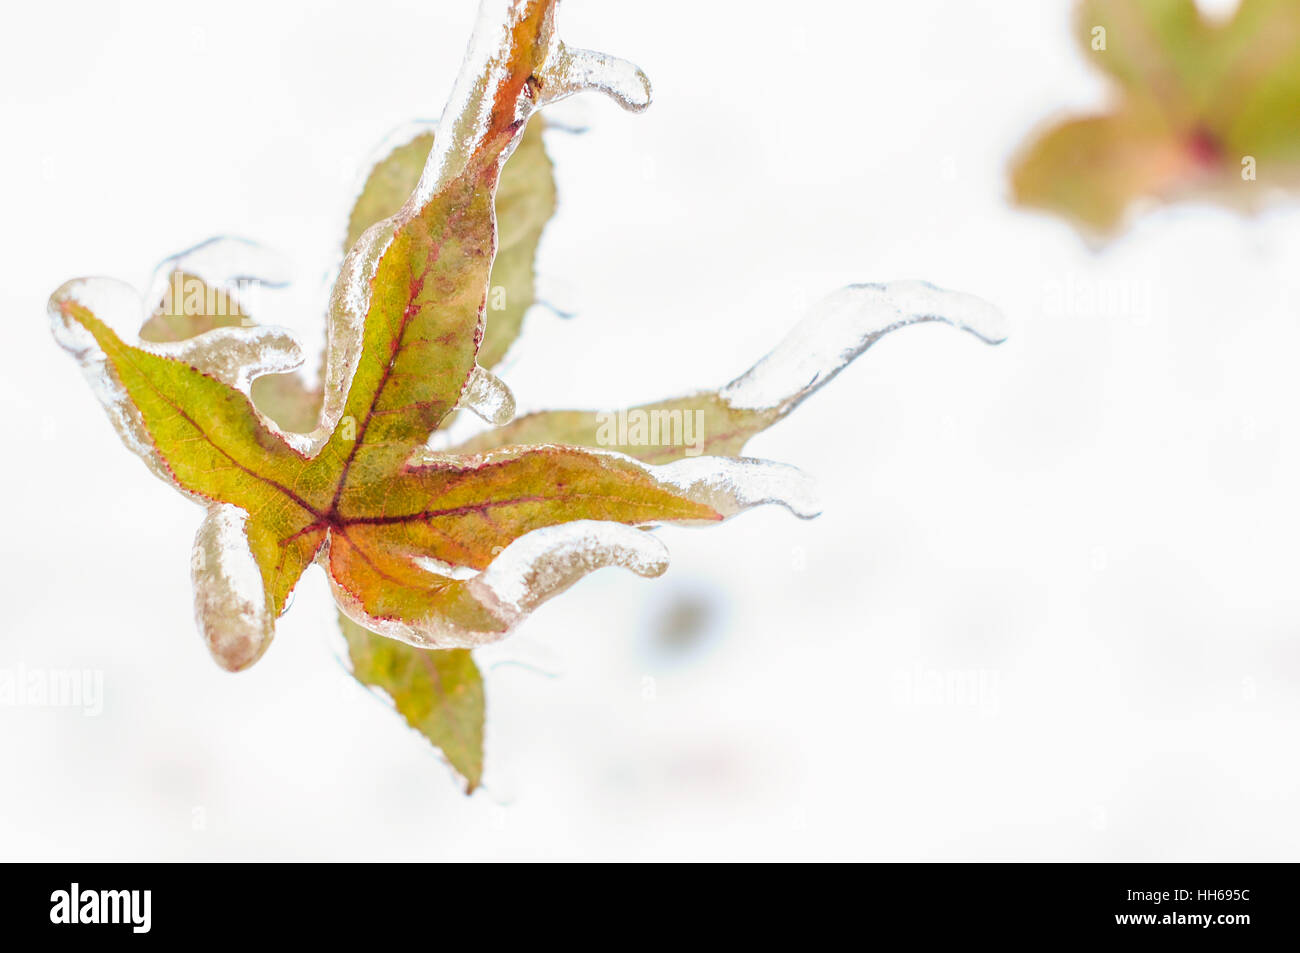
340 612 485 793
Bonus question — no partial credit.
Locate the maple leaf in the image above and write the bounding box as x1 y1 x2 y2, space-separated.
133 120 557 789
1010 0 1300 238
48 0 1004 792
128 120 554 789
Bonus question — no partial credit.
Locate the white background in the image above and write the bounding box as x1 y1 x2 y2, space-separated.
3 0 1299 860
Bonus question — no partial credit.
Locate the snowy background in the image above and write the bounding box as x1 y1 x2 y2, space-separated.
3 0 1300 860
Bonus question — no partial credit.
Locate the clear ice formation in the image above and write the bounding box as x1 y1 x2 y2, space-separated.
411 0 651 207
335 520 670 650
460 365 518 426
49 277 174 486
473 521 668 620
721 281 1007 414
192 505 275 672
654 457 822 521
48 0 1005 662
145 236 292 306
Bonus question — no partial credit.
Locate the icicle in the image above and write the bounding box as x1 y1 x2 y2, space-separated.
192 505 275 672
535 45 653 112
328 521 668 650
458 364 517 425
151 326 305 392
652 456 822 520
48 278 174 487
50 277 144 350
144 236 292 315
468 520 669 623
721 280 1007 414
413 0 650 203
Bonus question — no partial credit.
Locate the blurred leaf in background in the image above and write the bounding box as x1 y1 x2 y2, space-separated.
1010 0 1300 238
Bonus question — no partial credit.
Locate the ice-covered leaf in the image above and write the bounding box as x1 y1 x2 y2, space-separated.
139 259 323 435
340 612 485 792
344 120 555 370
50 0 715 646
49 0 1004 791
451 282 1006 463
325 446 728 648
1010 0 1300 237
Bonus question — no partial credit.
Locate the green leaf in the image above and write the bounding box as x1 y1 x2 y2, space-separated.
57 297 327 622
340 612 484 792
139 269 324 434
450 392 775 464
344 118 556 369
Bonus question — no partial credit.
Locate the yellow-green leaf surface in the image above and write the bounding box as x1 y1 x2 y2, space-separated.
59 298 329 619
345 120 555 370
139 270 324 434
1010 0 1300 237
325 445 718 632
331 120 552 781
133 115 560 783
124 122 554 778
451 392 778 464
137 118 556 440
139 270 248 341
341 613 484 792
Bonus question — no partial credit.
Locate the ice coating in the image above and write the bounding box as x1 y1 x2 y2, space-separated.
151 326 305 392
333 446 820 649
49 278 176 488
329 520 669 650
325 119 439 302
721 281 1007 413
412 555 479 581
310 218 397 453
314 0 653 457
51 271 311 451
192 505 275 672
469 520 668 618
144 236 292 313
412 0 650 203
50 277 147 349
534 45 653 113
410 0 539 200
653 456 822 520
345 119 439 210
459 364 518 426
